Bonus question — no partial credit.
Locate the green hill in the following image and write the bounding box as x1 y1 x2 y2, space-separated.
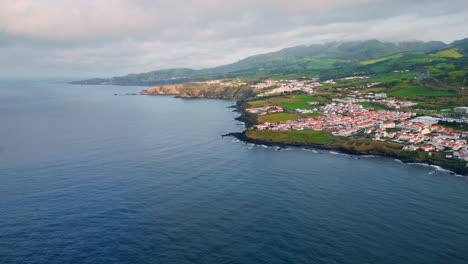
72 40 448 86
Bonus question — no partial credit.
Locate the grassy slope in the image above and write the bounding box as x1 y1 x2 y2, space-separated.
430 48 463 58
244 129 467 171
247 95 328 109
246 130 334 144
360 53 406 65
330 138 404 155
303 113 324 118
388 85 458 97
276 95 326 109
257 113 302 123
75 39 453 85
356 102 388 110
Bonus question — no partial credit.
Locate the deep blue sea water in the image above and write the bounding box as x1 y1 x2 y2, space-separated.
1 79 468 264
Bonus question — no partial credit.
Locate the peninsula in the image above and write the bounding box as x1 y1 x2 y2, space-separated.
74 39 468 175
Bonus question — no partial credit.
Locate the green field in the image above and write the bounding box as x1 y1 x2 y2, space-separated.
370 64 391 73
246 129 334 144
257 113 301 123
360 53 405 65
371 72 419 82
303 113 324 118
448 70 468 78
330 138 404 155
356 102 388 110
363 87 387 93
426 63 456 74
389 86 457 97
276 95 327 109
430 48 463 58
247 99 270 107
360 52 453 75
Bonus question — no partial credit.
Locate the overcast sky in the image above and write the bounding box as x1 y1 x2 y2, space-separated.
0 0 467 78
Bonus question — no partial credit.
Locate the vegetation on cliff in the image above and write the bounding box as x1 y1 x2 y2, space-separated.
245 130 334 144
141 81 254 99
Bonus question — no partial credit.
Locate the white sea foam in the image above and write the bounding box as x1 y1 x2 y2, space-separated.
407 163 464 177
245 143 255 149
303 148 317 153
431 165 464 177
407 162 432 167
361 155 378 158
329 151 350 156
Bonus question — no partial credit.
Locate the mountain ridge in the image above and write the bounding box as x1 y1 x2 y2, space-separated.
71 39 451 86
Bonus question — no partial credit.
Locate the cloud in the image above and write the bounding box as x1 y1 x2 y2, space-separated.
0 0 466 77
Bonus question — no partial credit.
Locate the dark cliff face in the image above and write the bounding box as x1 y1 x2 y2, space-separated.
141 83 255 100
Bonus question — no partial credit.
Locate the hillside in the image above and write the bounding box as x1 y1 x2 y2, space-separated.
72 40 447 86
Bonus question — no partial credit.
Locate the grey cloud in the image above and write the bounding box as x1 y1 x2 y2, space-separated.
0 0 466 78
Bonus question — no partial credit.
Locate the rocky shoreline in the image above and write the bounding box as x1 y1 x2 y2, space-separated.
225 131 467 176
137 91 235 100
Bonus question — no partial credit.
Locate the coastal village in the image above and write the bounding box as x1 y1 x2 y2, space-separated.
253 79 319 96
142 74 467 167
248 77 468 163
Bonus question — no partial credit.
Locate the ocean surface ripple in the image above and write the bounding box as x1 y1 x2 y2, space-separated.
0 80 467 264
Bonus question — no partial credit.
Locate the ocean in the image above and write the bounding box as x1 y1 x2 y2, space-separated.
1 79 467 264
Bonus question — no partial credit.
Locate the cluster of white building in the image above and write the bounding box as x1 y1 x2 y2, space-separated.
328 90 419 109
252 102 468 162
441 116 468 124
295 109 315 114
340 76 370 80
255 80 320 97
198 79 247 86
246 106 284 115
397 122 468 161
251 80 280 89
378 99 418 109
455 107 468 115
254 103 414 137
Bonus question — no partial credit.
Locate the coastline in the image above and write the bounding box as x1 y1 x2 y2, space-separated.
139 92 467 176
228 104 468 176
225 131 468 176
145 93 240 100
